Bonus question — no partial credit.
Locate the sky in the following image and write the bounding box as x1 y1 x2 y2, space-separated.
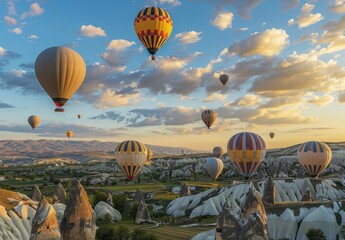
1 0 345 151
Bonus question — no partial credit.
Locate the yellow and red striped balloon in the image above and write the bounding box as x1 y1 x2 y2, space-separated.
115 140 148 180
227 132 266 178
297 141 332 178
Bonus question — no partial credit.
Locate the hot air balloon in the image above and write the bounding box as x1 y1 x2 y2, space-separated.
77 114 81 119
35 46 86 112
66 130 73 139
227 132 266 179
205 157 224 180
147 149 153 161
115 140 148 180
28 115 40 129
201 110 217 129
134 7 173 60
297 141 332 178
269 132 275 139
219 74 229 86
213 146 224 158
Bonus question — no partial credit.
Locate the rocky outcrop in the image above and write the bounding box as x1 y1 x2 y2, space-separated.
52 183 66 204
106 192 113 206
301 187 313 202
135 201 151 224
30 198 62 240
243 186 267 223
32 186 42 202
180 183 191 197
94 201 121 222
60 181 96 240
133 188 145 203
240 212 269 240
215 201 241 240
262 176 275 205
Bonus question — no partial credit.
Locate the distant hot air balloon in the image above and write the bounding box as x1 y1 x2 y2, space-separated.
35 46 86 112
219 74 229 86
213 146 224 158
297 141 332 178
147 149 153 161
115 140 148 180
269 132 275 139
66 130 73 139
77 114 81 119
201 110 217 129
134 6 173 60
28 115 40 129
227 132 266 179
205 157 224 180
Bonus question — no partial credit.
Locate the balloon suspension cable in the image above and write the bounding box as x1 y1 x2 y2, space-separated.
55 108 65 112
151 55 155 60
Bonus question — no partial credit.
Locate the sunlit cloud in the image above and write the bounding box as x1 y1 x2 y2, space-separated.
21 3 44 19
212 12 233 31
4 16 16 26
79 24 106 37
10 27 22 34
289 3 324 28
175 31 202 44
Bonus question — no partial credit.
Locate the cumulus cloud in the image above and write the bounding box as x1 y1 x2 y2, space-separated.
307 94 334 106
10 27 22 34
228 28 289 57
0 47 5 56
90 111 125 122
79 24 106 37
21 3 44 19
29 35 39 39
212 12 233 30
175 31 202 44
338 91 345 103
203 93 228 102
101 39 137 68
159 0 181 6
0 69 43 94
0 48 21 66
298 32 318 43
289 3 324 28
0 102 14 108
329 0 345 13
4 16 16 26
231 94 261 107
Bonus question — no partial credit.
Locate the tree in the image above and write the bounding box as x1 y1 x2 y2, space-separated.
306 228 326 240
65 179 73 189
112 194 127 213
96 225 115 240
94 191 108 205
129 202 140 220
131 229 158 240
340 224 345 239
114 225 130 240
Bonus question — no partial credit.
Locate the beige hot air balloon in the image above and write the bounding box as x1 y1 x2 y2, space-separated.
28 115 40 129
213 146 224 158
201 109 217 129
205 157 224 180
297 141 332 178
66 130 73 139
35 46 86 112
115 140 148 180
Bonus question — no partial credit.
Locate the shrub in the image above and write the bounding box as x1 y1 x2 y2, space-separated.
131 229 158 240
96 225 115 240
306 228 326 240
112 194 127 213
340 224 345 239
94 190 108 205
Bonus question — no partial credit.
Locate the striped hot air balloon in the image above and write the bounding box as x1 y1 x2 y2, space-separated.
201 109 217 129
115 140 148 180
227 132 266 179
134 7 173 60
297 141 332 178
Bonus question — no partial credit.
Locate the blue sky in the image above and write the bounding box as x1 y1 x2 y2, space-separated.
1 0 345 151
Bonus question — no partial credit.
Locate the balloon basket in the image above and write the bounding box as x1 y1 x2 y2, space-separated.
151 55 155 60
55 108 64 112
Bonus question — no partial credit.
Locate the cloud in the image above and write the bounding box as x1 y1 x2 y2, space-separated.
0 48 21 66
228 28 289 57
7 0 16 16
289 3 324 28
203 93 227 102
329 0 345 13
298 32 318 43
79 24 106 37
212 12 233 30
0 123 124 138
10 27 22 34
179 95 195 101
29 35 39 39
19 63 34 69
281 0 299 10
21 2 44 19
90 111 125 123
215 0 263 19
101 39 137 68
307 94 334 106
4 16 16 26
159 0 181 6
284 127 334 133
240 28 249 31
338 91 345 103
231 94 261 107
0 47 5 56
0 102 14 109
175 31 202 44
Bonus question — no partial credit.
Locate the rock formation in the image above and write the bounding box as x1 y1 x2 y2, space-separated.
32 185 42 202
240 212 269 240
30 197 62 240
135 201 151 224
52 183 66 204
94 201 122 222
243 186 267 223
180 183 191 197
215 201 242 240
262 176 275 205
106 192 113 206
133 188 145 203
301 187 313 202
60 181 96 240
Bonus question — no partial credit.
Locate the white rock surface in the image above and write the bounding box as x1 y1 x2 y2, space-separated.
94 201 122 222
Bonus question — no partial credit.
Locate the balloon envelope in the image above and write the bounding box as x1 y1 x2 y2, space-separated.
134 7 173 60
77 114 81 119
35 46 86 112
219 74 229 86
269 132 275 139
201 109 217 129
213 146 224 158
205 157 224 180
115 140 148 180
297 141 332 178
66 130 73 139
28 115 40 129
227 132 266 178
147 149 153 161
